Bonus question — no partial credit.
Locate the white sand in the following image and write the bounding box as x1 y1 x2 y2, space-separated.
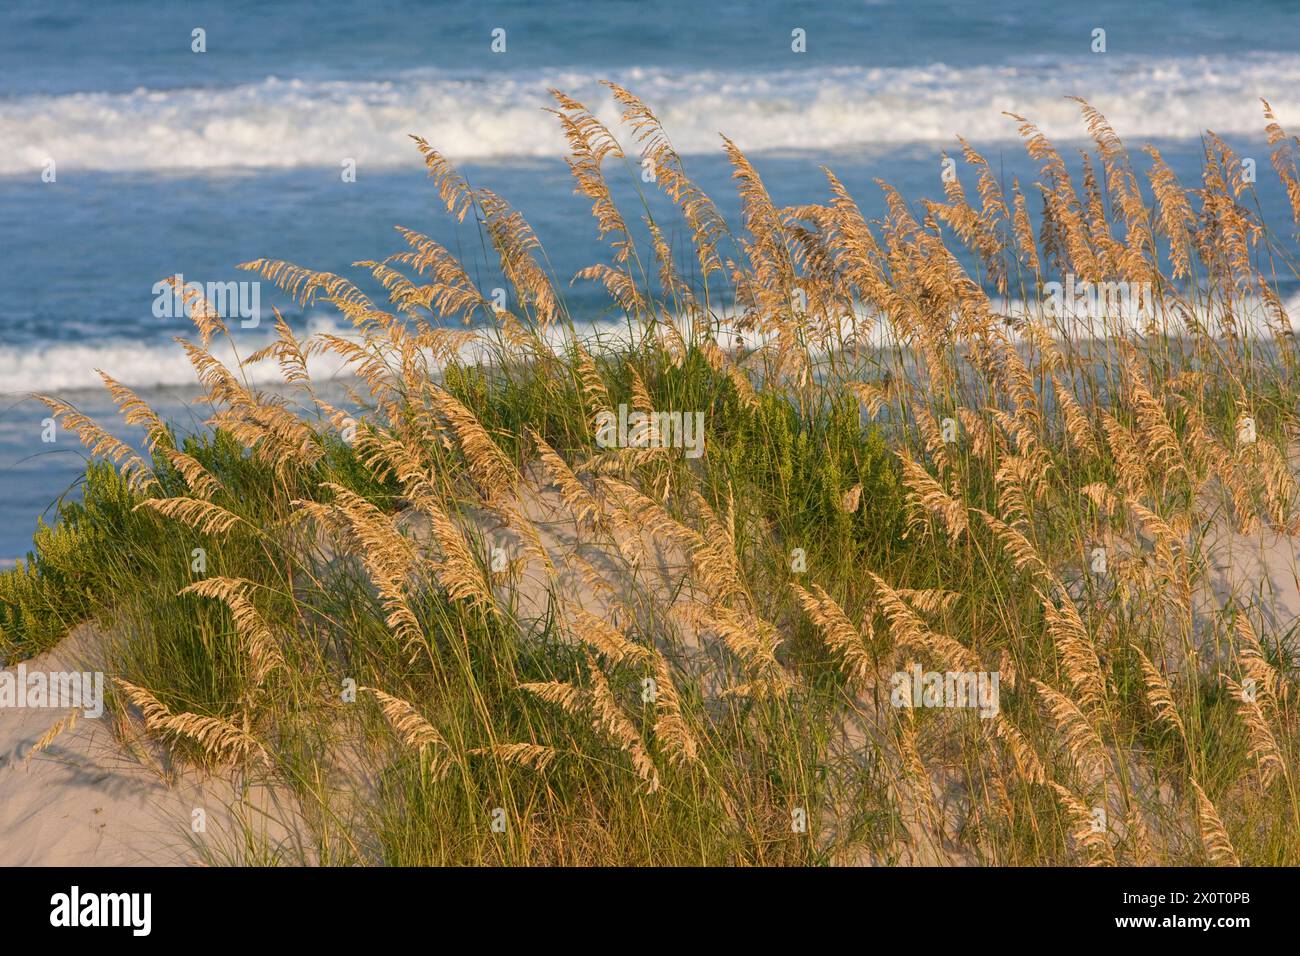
0 626 289 866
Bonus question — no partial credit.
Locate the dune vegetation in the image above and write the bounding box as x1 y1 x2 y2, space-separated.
3 85 1300 865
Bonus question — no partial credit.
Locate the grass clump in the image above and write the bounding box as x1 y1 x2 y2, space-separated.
5 87 1300 866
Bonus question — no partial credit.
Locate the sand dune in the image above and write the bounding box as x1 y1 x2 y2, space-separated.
0 626 292 866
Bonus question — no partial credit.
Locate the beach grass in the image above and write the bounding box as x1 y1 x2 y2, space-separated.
3 86 1300 865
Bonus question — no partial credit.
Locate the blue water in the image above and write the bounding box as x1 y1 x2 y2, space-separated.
2 0 1300 559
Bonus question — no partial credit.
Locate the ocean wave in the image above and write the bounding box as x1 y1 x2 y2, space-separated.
3 54 1300 174
0 316 630 393
6 290 1300 395
0 319 353 394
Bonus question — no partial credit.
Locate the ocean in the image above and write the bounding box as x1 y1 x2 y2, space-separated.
2 0 1300 560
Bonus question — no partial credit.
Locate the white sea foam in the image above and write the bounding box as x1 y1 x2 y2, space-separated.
0 315 631 393
0 336 337 393
4 290 1297 395
4 54 1300 174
